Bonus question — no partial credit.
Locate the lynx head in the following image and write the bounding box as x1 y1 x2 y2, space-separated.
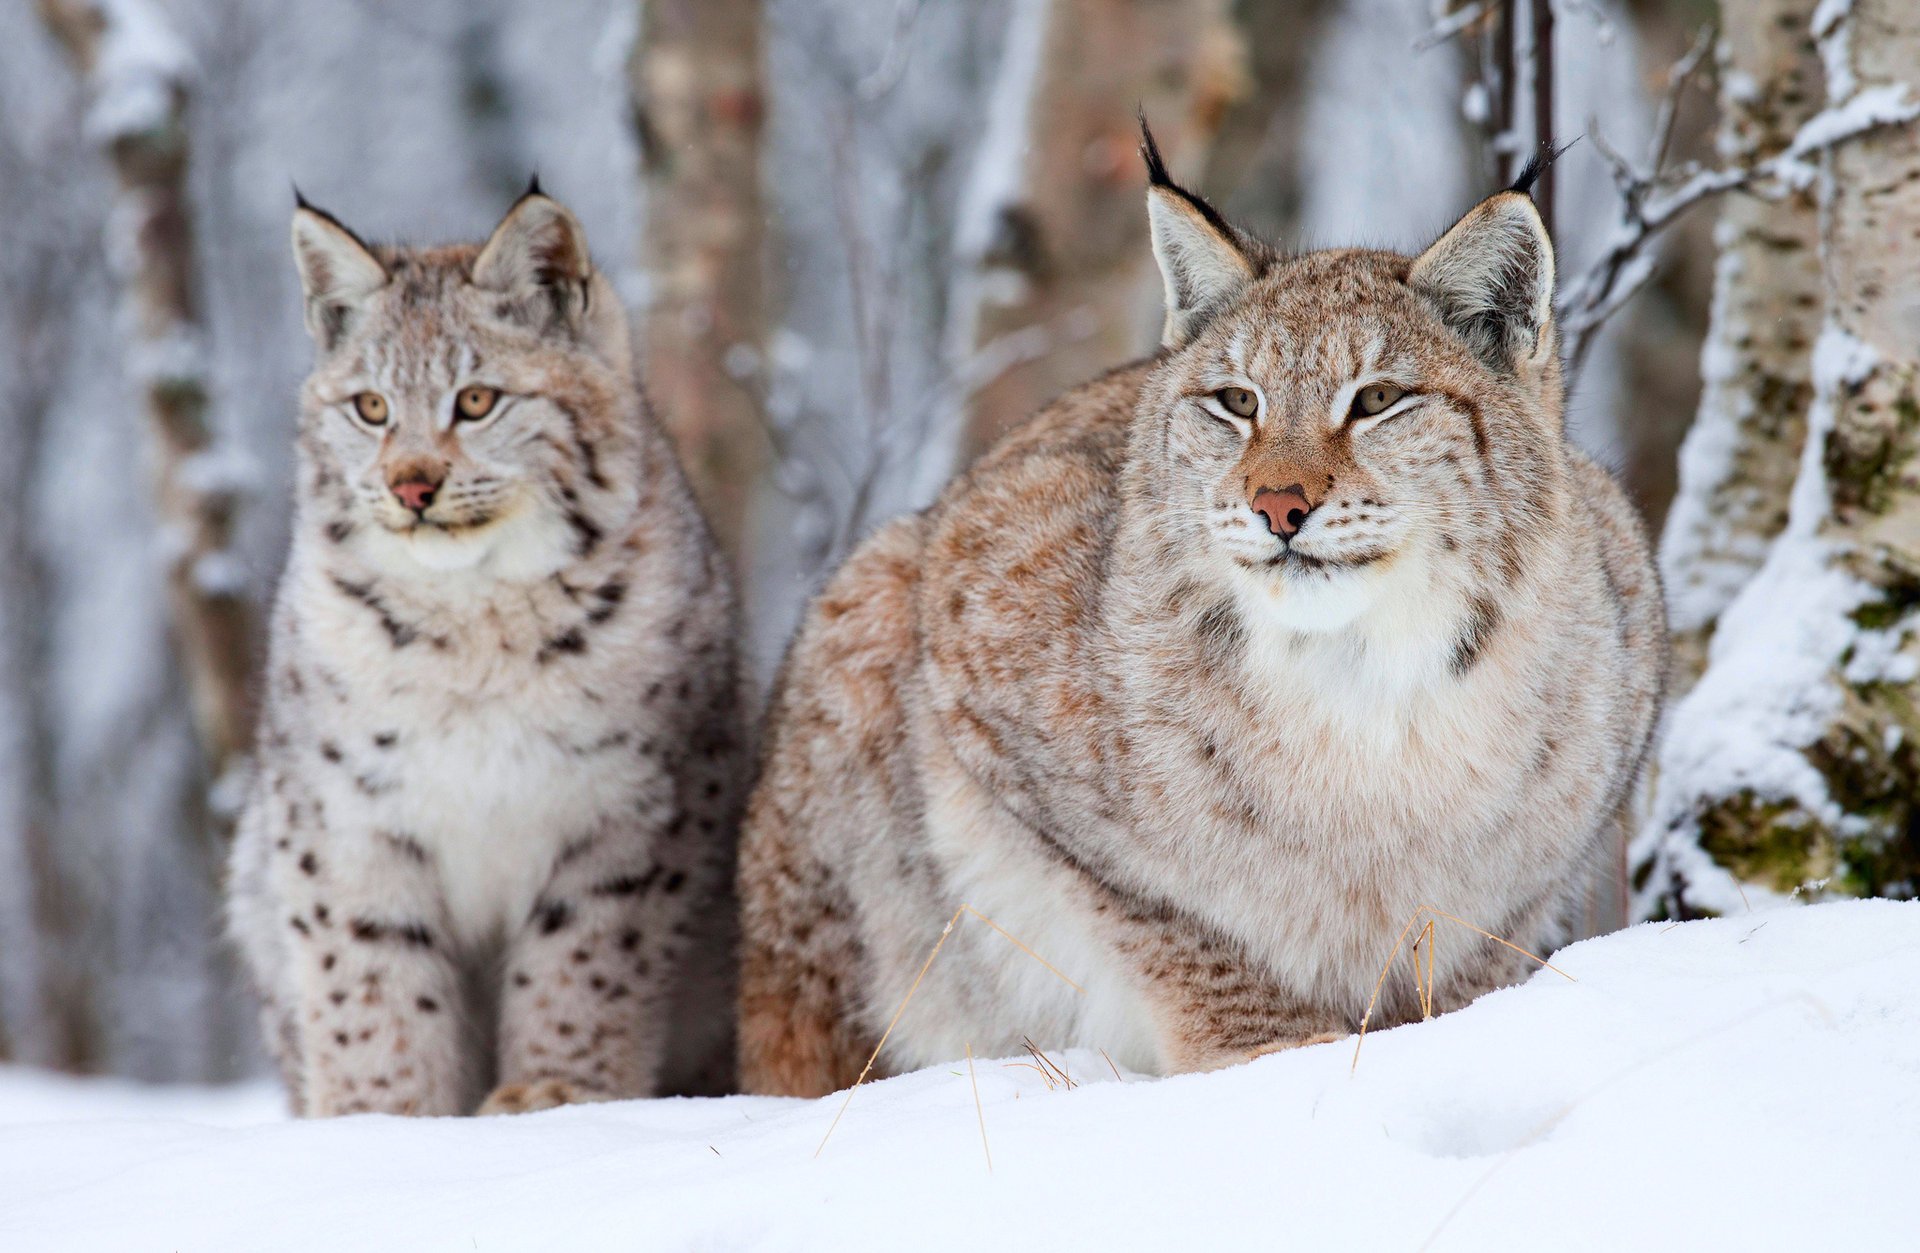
1135 122 1565 638
290 183 637 581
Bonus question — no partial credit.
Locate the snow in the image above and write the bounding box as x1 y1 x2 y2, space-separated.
4 900 1917 1251
1811 0 1858 102
1788 84 1920 158
83 0 195 143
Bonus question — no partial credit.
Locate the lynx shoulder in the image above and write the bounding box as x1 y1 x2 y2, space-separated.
227 187 744 1116
737 130 1664 1093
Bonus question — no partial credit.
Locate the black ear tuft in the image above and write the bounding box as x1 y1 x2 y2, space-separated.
1138 111 1239 245
290 189 368 245
1142 115 1262 348
290 199 388 352
1507 139 1577 198
525 172 544 200
1410 192 1556 372
1139 109 1173 189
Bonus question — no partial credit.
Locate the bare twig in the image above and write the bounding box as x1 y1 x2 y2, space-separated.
1414 0 1496 54
1647 25 1714 177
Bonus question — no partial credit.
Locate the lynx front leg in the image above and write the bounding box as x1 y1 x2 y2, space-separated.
482 831 693 1113
1106 901 1347 1074
285 834 469 1117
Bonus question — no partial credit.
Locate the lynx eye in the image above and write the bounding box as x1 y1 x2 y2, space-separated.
1214 387 1259 419
1351 383 1407 419
455 386 500 422
352 392 389 425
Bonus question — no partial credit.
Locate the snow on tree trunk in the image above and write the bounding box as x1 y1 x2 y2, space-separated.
39 0 255 799
33 0 261 1079
955 0 1246 456
1659 0 1826 687
1634 0 1920 916
1296 0 1476 243
631 0 768 558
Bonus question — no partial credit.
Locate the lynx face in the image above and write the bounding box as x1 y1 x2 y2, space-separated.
1140 133 1559 635
292 193 636 580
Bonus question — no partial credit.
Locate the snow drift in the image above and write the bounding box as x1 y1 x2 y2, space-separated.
2 899 1915 1250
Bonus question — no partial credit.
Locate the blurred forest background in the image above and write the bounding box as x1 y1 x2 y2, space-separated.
2 0 1915 1086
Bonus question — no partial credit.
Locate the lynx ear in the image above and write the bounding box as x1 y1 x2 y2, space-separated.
291 197 388 352
472 184 594 332
1409 190 1556 372
1142 119 1257 348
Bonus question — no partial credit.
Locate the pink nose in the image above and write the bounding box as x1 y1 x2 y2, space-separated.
391 478 439 513
1251 484 1312 537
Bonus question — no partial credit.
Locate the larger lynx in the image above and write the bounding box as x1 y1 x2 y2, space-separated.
737 130 1665 1093
228 187 743 1115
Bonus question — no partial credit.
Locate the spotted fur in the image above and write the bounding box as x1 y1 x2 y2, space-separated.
738 142 1664 1093
228 189 744 1116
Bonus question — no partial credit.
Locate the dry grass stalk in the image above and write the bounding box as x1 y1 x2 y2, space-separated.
1409 918 1439 1021
966 1043 991 1174
814 902 1082 1157
1098 1048 1124 1082
1021 1036 1076 1090
1001 1061 1057 1090
1350 903 1575 1074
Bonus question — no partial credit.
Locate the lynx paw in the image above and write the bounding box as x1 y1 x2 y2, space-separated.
477 1079 614 1116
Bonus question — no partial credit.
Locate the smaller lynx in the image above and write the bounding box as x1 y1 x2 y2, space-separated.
737 127 1664 1093
228 186 742 1116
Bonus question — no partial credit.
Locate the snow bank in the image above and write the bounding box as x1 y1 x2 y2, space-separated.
3 900 1916 1250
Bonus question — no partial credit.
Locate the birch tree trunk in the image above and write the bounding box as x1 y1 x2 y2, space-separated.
956 0 1246 455
631 0 768 558
40 0 255 801
1659 0 1826 687
1635 0 1920 916
38 0 261 1080
0 241 60 1068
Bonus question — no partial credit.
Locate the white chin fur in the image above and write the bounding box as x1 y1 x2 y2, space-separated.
394 526 494 572
362 504 576 583
1232 561 1384 633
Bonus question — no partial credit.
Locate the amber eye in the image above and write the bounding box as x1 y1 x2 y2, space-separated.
1215 387 1259 419
352 392 389 425
1351 383 1407 418
455 386 500 422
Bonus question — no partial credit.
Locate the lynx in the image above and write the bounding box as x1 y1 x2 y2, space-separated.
737 128 1664 1093
228 186 743 1116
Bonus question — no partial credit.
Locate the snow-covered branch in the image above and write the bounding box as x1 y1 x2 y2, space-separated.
1561 35 1920 377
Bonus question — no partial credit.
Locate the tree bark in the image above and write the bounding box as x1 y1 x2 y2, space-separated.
40 0 254 801
630 0 768 560
1636 0 1920 916
956 0 1247 457
1659 0 1826 687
